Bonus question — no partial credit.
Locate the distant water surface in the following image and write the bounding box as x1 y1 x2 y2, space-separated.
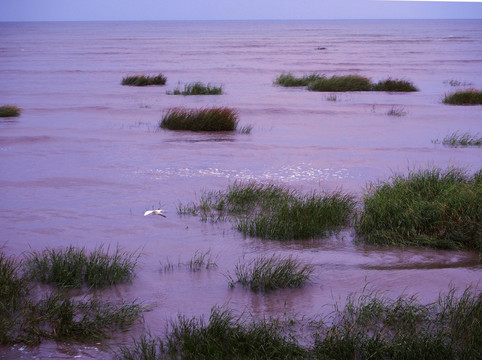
0 20 481 359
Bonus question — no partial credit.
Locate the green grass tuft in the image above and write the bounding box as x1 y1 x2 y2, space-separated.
0 252 30 314
386 106 407 117
167 82 223 95
356 167 482 250
0 105 21 117
178 181 355 240
159 107 239 132
116 306 307 360
121 74 167 86
439 131 482 147
274 73 323 87
443 89 482 105
229 254 314 291
25 245 138 289
307 75 372 92
372 78 418 92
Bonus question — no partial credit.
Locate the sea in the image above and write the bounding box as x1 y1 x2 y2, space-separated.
0 20 481 359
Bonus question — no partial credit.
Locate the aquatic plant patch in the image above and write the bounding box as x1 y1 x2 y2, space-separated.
443 89 482 105
0 105 21 117
160 107 239 132
116 306 307 360
228 254 314 291
307 75 372 92
25 245 138 288
166 82 223 95
372 78 418 92
274 73 323 87
121 74 167 86
356 167 482 250
434 131 482 147
386 105 407 117
177 181 356 240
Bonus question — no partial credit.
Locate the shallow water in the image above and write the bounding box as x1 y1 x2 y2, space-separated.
0 20 481 359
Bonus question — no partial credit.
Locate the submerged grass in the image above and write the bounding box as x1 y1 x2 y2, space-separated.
443 89 482 105
307 75 372 92
437 131 482 147
0 105 21 117
117 287 481 360
25 245 138 288
178 181 356 240
274 73 323 87
372 78 418 92
228 254 314 291
121 74 167 86
356 167 482 250
159 107 239 132
386 105 407 117
167 82 222 95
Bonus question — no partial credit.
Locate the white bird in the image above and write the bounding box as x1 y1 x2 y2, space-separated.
144 209 167 217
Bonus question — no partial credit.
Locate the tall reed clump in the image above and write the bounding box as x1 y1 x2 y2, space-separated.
178 181 356 240
167 82 223 95
307 75 372 92
356 167 482 250
159 107 239 132
313 286 482 360
228 254 314 291
0 105 21 117
443 89 482 105
372 78 418 92
25 245 138 288
121 74 167 86
116 306 307 360
274 73 323 87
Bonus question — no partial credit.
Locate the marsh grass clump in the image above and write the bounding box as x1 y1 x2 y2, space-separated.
307 75 372 92
167 82 223 95
229 254 314 291
372 78 418 92
238 124 253 134
274 73 323 87
178 181 355 240
25 245 138 288
117 306 307 360
443 89 482 105
188 249 217 272
356 167 482 250
0 252 29 315
121 74 167 86
160 107 239 132
0 105 21 117
313 286 482 360
439 131 482 147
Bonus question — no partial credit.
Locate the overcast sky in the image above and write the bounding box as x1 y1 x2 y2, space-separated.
1 0 481 21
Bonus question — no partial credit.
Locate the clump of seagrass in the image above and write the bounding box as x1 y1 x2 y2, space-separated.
0 250 144 345
443 89 482 105
0 105 21 117
228 254 314 291
275 73 418 92
178 181 356 240
433 131 482 147
313 286 481 360
116 306 307 360
160 107 239 132
356 167 481 250
371 78 418 92
274 73 323 87
167 82 223 95
25 245 138 288
121 74 167 86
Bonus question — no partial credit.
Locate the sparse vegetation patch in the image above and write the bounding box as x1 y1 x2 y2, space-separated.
434 131 482 147
356 167 482 250
121 74 167 86
159 107 239 132
443 89 482 105
167 82 222 95
0 105 21 117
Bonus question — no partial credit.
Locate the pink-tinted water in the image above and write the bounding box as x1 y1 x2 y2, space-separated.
0 20 481 359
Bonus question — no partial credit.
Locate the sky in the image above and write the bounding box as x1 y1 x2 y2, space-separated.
1 0 481 21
